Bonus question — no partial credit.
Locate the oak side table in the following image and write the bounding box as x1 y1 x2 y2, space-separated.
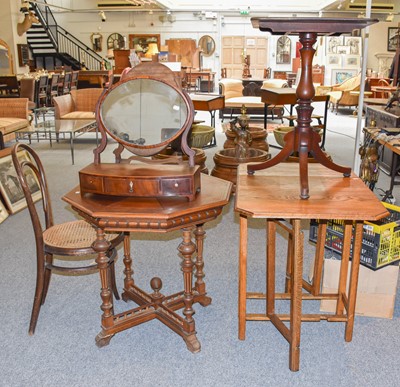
63 174 232 352
235 163 387 371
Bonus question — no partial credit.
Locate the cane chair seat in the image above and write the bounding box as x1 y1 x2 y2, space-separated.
43 220 121 255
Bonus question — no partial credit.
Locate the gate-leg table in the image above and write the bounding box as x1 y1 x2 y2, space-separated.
235 163 387 371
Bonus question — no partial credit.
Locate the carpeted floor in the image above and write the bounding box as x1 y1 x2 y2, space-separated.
0 105 399 386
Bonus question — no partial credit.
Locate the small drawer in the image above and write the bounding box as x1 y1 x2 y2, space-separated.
79 174 103 192
104 177 160 196
161 178 191 196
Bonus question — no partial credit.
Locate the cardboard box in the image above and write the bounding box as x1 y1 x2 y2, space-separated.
320 258 399 319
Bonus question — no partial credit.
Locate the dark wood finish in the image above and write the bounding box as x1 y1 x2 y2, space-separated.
11 143 125 335
78 70 113 88
17 44 29 67
89 62 198 199
79 163 201 201
190 94 224 129
63 173 232 352
235 163 388 371
247 17 378 199
113 49 130 74
260 87 330 149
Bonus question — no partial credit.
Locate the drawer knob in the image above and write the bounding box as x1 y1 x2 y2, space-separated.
174 182 179 187
129 181 134 193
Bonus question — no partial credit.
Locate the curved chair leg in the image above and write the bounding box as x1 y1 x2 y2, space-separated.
29 252 45 335
41 253 53 305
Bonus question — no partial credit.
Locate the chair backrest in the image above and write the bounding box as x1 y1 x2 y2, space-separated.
49 73 60 92
11 143 53 249
70 70 79 90
20 78 36 102
219 79 244 99
62 72 72 94
70 88 103 112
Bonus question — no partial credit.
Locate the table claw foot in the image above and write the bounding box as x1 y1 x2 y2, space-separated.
184 334 201 353
95 331 114 348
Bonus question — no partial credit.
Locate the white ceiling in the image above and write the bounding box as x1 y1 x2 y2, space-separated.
31 0 399 15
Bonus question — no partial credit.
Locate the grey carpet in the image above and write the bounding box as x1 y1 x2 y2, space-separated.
0 106 399 386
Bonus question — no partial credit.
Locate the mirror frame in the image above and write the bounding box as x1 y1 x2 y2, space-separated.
93 62 195 165
91 33 103 52
198 35 216 57
0 39 14 75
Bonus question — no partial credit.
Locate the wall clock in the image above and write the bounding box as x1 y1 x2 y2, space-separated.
276 35 291 64
107 33 125 50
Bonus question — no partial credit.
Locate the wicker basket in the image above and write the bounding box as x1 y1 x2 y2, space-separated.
191 125 215 148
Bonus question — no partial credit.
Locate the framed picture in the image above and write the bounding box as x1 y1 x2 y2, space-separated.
336 45 350 55
388 27 399 52
344 36 362 55
0 151 41 214
326 36 343 54
0 199 8 224
129 34 160 56
345 55 361 68
331 69 358 84
326 54 340 66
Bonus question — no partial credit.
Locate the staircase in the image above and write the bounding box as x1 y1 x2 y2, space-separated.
25 1 106 70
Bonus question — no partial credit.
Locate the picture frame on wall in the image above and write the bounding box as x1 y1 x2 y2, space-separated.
326 54 340 66
0 151 41 214
336 45 350 55
331 69 357 84
387 27 399 52
0 199 8 224
344 36 362 55
344 55 361 68
326 36 343 54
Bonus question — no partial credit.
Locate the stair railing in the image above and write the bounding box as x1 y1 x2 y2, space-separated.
30 1 108 70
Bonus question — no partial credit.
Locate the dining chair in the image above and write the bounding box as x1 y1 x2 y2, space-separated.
12 143 127 335
59 72 72 95
47 73 60 106
19 77 36 122
37 75 49 107
69 70 79 91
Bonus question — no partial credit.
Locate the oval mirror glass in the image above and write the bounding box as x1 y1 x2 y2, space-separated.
100 78 189 148
198 35 215 57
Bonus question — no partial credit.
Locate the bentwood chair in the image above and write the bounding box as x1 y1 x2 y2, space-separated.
12 143 127 335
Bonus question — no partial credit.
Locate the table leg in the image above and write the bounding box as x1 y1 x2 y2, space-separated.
193 224 211 306
289 219 303 372
122 232 134 296
266 220 276 317
92 227 115 347
178 227 200 352
238 214 248 340
345 221 363 342
336 220 352 315
70 133 75 165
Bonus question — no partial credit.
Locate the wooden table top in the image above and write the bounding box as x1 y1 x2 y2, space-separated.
63 173 232 232
235 163 387 221
260 87 328 105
